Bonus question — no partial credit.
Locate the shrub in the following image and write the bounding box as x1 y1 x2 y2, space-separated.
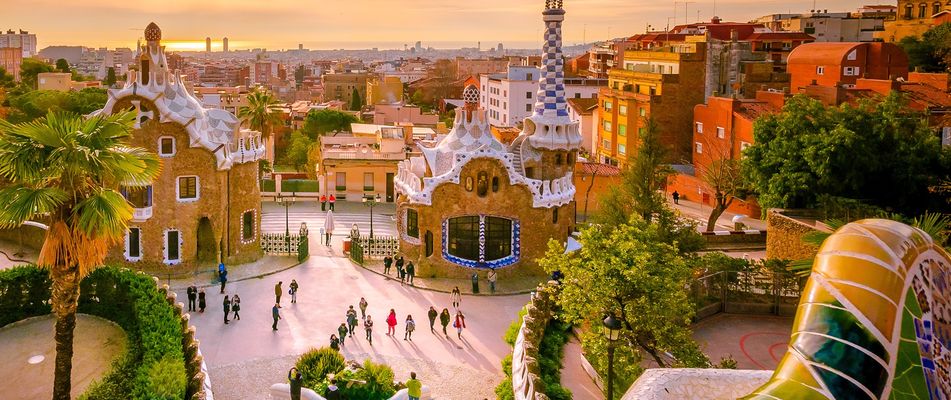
145 355 187 399
494 377 514 400
295 347 346 390
338 360 396 399
0 265 51 326
503 306 527 346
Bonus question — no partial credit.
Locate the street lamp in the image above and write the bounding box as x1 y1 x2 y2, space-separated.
362 193 381 240
602 313 622 400
276 193 296 252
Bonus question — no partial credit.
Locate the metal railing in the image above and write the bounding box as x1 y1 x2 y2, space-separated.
690 270 804 320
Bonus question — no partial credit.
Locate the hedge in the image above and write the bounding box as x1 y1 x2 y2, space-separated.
261 179 276 193
0 265 188 400
295 347 397 399
281 179 319 193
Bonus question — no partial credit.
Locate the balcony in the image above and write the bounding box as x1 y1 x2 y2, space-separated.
132 206 153 222
321 149 406 161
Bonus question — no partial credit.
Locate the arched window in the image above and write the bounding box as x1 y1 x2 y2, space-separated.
477 172 489 197
555 153 563 165
483 217 513 261
491 176 500 192
406 209 419 238
553 207 559 223
935 1 942 14
920 3 928 18
465 176 474 192
906 4 914 18
425 231 434 257
445 216 516 264
447 216 480 260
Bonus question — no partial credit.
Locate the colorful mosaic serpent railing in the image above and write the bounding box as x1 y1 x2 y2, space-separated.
742 219 950 400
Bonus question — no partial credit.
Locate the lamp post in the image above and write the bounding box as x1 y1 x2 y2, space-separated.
362 193 381 240
602 313 622 400
277 193 296 252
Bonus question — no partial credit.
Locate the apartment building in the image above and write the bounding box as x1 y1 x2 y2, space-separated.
479 65 604 127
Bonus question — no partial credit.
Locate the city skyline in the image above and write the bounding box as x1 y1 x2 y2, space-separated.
5 0 873 51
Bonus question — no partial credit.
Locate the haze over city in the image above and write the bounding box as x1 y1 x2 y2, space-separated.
5 0 872 50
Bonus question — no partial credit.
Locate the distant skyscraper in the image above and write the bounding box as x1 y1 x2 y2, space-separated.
414 41 422 51
223 37 229 52
205 37 211 52
0 29 37 58
299 43 303 51
497 43 504 52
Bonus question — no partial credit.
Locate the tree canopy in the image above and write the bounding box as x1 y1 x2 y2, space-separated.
349 88 364 111
5 88 108 123
19 58 54 89
742 94 949 215
282 131 316 173
301 109 359 138
899 23 951 72
55 59 70 73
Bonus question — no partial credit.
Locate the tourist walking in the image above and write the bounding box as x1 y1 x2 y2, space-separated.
383 255 393 274
346 306 358 336
450 286 462 309
337 323 348 346
187 285 197 311
386 309 398 336
359 297 368 319
439 308 451 337
198 288 206 312
222 296 231 324
427 306 438 333
406 262 415 285
231 294 242 320
320 194 327 211
488 269 498 293
329 194 336 211
274 281 283 306
288 367 303 400
218 264 228 294
672 190 680 204
364 315 374 345
289 279 299 303
404 315 416 341
454 311 467 339
406 372 422 400
330 334 340 351
396 256 405 281
272 303 282 331
325 379 341 400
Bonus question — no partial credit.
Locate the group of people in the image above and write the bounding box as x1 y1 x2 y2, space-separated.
287 368 424 400
319 194 337 211
185 282 242 325
382 255 416 285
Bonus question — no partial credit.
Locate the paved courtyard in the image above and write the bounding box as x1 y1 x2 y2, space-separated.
692 313 793 370
0 314 126 400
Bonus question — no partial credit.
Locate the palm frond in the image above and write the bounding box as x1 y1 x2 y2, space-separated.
912 211 950 243
71 188 133 241
99 145 162 187
0 185 68 228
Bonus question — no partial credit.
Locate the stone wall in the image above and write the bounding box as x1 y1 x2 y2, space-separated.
622 368 772 400
511 282 559 400
765 209 826 260
156 277 214 400
398 158 574 279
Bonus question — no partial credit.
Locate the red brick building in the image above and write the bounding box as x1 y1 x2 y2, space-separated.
787 42 909 91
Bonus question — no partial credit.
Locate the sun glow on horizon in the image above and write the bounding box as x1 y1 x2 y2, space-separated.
161 40 256 51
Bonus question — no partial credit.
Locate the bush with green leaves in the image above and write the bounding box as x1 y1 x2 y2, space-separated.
295 347 346 390
336 359 397 399
0 265 51 326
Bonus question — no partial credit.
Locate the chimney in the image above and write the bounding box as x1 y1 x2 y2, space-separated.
401 124 414 146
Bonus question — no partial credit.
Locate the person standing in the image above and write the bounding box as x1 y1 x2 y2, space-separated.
427 306 438 333
395 256 405 281
222 295 231 324
439 308 451 337
289 280 299 304
272 303 282 331
453 311 467 339
218 264 228 294
404 315 416 341
231 294 242 320
330 334 340 351
359 297 368 320
325 379 341 400
406 262 416 285
383 255 393 275
346 306 358 336
450 286 462 309
337 323 349 346
320 194 327 211
329 194 336 211
406 372 422 400
672 190 680 204
386 309 397 336
364 315 374 345
288 367 303 400
274 281 283 306
186 285 197 312
488 269 498 294
198 288 206 313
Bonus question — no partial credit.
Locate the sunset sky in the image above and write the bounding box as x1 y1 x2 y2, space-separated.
4 0 874 50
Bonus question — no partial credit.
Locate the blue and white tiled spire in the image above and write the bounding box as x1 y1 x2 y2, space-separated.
534 0 569 119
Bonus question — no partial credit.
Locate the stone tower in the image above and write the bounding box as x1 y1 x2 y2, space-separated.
513 0 581 181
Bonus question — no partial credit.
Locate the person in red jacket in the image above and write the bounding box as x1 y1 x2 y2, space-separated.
386 309 398 336
320 194 327 211
329 194 336 210
453 311 466 339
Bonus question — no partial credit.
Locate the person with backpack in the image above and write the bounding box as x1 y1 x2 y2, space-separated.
404 315 416 341
289 280 299 304
427 306 438 333
439 308 451 337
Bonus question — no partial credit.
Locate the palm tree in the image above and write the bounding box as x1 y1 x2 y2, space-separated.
0 111 160 400
238 89 283 163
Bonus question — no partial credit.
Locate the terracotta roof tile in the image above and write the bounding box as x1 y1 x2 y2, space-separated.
900 83 951 109
575 162 621 177
567 97 599 114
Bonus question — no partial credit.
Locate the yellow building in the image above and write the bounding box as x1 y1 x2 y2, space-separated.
366 75 404 105
879 0 950 42
37 72 103 91
596 42 707 167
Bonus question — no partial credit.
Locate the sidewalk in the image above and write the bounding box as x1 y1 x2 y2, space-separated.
355 258 544 295
147 255 301 291
0 239 37 270
669 197 768 232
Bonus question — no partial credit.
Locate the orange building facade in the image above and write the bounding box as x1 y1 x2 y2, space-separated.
787 42 909 91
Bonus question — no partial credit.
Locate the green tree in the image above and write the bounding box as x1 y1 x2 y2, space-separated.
238 89 283 160
599 118 673 224
899 23 951 72
20 58 54 89
0 67 16 89
540 221 710 396
349 87 364 111
55 58 70 73
301 109 358 138
105 67 117 88
6 88 108 123
0 111 160 400
294 65 305 87
282 131 315 172
742 94 948 215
